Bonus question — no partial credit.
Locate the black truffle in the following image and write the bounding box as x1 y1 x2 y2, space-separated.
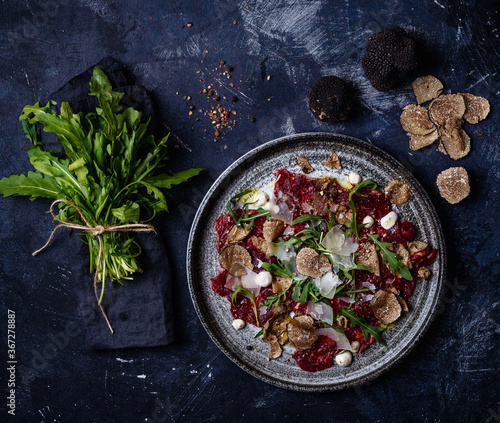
362 27 421 92
308 76 357 123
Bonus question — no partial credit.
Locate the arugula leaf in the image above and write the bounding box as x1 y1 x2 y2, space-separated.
225 189 271 229
261 261 293 278
346 179 377 238
143 168 203 189
292 214 327 225
254 328 264 338
0 171 60 200
368 234 413 281
292 279 321 304
232 286 260 326
341 308 387 346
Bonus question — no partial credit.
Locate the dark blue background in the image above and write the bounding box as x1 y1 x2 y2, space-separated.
1 1 499 422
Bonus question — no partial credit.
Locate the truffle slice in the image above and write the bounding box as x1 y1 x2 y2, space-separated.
370 290 402 324
297 156 314 174
295 247 331 278
322 148 342 169
412 75 444 104
409 130 439 151
385 180 412 206
355 242 380 277
439 128 471 160
226 224 250 245
436 167 470 204
263 219 285 242
267 334 282 360
218 245 253 276
429 94 466 126
308 76 357 123
287 315 318 351
400 104 436 135
460 93 490 124
408 241 428 255
395 243 412 269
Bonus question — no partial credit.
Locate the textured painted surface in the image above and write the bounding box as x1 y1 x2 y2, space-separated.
0 0 499 422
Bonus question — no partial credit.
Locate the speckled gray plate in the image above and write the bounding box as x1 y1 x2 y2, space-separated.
187 133 446 392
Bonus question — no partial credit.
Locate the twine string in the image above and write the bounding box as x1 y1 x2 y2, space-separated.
32 199 155 333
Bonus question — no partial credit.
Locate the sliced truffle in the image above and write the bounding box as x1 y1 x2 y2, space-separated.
295 247 331 278
362 27 421 92
267 334 282 360
429 94 466 127
412 75 444 104
409 130 439 151
355 242 380 277
287 315 318 351
297 156 314 174
308 76 357 122
460 93 490 124
370 290 402 324
335 204 352 224
385 180 411 206
395 243 412 269
218 245 253 276
225 224 250 245
322 148 342 169
439 128 471 160
400 104 436 136
417 266 431 280
408 241 428 255
263 219 285 242
436 167 470 204
249 235 271 258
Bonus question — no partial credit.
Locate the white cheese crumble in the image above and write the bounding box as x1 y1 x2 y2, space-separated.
335 351 353 367
232 319 246 330
255 271 272 287
362 215 374 228
348 172 362 185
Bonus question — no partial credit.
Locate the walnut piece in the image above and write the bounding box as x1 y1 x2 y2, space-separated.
408 241 428 255
297 156 314 174
395 243 412 269
418 266 431 280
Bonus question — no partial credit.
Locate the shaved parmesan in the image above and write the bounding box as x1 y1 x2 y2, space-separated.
322 225 358 256
269 194 294 224
306 301 334 325
312 271 342 299
317 328 353 351
225 269 262 296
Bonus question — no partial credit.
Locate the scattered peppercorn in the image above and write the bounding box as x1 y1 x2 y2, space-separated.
186 22 193 27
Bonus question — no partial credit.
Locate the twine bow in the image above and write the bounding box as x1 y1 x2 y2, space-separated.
33 199 156 333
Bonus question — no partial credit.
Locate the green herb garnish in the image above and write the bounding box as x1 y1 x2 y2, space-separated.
225 189 270 229
368 234 413 281
341 308 387 346
0 67 201 295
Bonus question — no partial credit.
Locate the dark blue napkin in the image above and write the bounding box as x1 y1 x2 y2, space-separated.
45 58 175 349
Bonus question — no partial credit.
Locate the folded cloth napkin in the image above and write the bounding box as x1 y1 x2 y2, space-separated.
45 58 175 349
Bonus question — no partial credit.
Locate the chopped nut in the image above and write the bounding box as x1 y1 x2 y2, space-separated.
335 204 352 224
337 315 350 329
249 236 271 258
370 290 402 324
460 93 490 124
436 167 470 204
295 247 331 278
412 75 444 105
350 341 360 353
408 241 428 255
297 156 314 174
218 245 253 276
322 148 341 169
400 104 436 135
287 315 318 350
267 334 282 360
272 276 292 294
263 219 285 242
355 242 380 277
417 266 431 280
385 180 411 206
386 286 400 296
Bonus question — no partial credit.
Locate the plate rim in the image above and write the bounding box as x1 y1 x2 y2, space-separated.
186 132 446 392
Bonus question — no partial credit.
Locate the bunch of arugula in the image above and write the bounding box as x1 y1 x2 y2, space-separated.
0 67 201 300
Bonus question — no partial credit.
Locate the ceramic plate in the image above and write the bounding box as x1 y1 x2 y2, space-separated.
187 133 446 392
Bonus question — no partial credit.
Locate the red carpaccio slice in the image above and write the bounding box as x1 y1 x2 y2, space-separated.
211 169 437 372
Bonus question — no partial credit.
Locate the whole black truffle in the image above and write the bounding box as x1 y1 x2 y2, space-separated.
308 76 357 123
362 27 421 92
